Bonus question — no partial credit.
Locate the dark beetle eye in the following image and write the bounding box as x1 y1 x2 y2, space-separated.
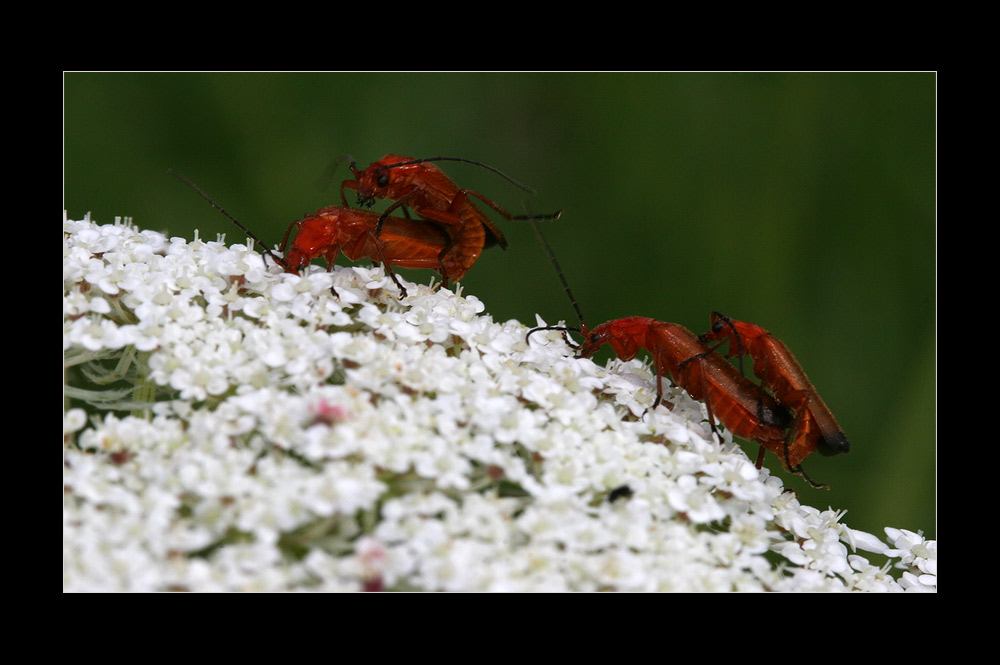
377 173 389 188
712 321 724 333
590 334 600 344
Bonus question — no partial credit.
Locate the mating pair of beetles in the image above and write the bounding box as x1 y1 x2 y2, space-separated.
174 154 849 488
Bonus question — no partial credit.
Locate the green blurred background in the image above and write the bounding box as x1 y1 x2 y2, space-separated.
64 72 936 541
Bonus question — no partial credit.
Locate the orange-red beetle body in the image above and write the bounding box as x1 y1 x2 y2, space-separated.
575 317 792 448
279 205 490 294
701 312 849 471
342 154 512 250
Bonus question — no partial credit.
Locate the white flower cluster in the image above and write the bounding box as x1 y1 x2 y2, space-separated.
63 214 936 592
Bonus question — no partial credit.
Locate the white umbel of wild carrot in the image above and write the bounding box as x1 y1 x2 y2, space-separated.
63 214 935 592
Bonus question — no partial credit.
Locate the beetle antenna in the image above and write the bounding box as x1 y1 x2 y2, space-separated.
168 169 286 268
525 205 586 331
377 156 538 195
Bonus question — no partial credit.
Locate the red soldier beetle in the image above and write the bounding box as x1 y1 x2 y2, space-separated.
170 170 485 297
700 312 850 483
530 317 793 451
524 220 825 488
278 205 458 297
340 154 562 265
